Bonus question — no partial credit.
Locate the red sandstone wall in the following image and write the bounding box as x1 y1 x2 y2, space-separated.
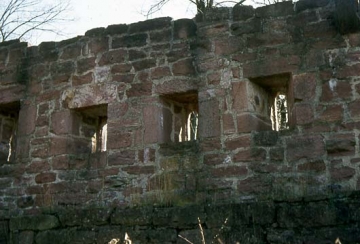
0 0 359 216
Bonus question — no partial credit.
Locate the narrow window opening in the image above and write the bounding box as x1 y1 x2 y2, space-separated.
74 104 108 154
160 92 198 143
271 93 289 131
92 116 107 153
0 102 20 162
250 73 291 131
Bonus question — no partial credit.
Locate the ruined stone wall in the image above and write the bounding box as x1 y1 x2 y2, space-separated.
1 0 360 242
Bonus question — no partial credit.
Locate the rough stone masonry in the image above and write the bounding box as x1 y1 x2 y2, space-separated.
1 0 360 243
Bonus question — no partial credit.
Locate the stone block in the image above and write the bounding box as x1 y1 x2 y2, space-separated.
35 229 76 244
72 72 93 86
122 165 155 175
111 207 153 225
233 5 254 21
129 17 171 33
98 49 127 66
211 165 248 178
237 175 271 194
224 134 251 150
127 82 152 97
143 105 171 144
105 24 128 35
223 113 235 134
256 1 294 18
297 160 326 172
129 50 146 61
88 37 108 54
151 66 171 79
50 110 79 135
231 18 261 36
326 133 356 156
58 207 111 227
132 58 157 71
252 131 279 146
198 99 220 138
108 150 135 166
10 215 59 231
292 73 317 101
277 201 337 228
286 135 325 162
317 104 343 122
111 63 133 74
150 29 172 43
295 0 330 13
155 78 198 95
232 81 270 114
233 148 266 162
76 57 95 74
243 56 300 78
50 61 75 75
26 160 50 174
291 103 314 125
0 86 24 104
112 33 147 49
247 32 291 48
84 27 105 37
214 36 246 55
236 113 271 133
35 172 56 184
107 131 132 149
304 20 337 39
62 84 117 109
172 58 196 76
348 100 360 119
17 105 36 136
60 43 82 60
174 19 197 39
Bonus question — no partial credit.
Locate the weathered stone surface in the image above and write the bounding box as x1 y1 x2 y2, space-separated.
129 17 171 33
287 135 325 162
173 19 197 39
112 33 147 49
111 207 153 225
58 207 111 227
10 215 59 231
252 131 279 146
62 84 117 108
295 0 330 13
233 5 254 21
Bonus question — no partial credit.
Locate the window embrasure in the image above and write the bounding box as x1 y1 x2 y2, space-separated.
160 91 198 143
0 102 20 162
250 73 291 131
74 104 108 153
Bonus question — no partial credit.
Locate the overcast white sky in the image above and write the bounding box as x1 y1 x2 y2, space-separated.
32 0 261 45
32 0 198 44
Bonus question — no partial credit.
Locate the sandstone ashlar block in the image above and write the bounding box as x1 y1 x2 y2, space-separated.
236 113 272 133
0 86 25 104
232 80 271 116
291 103 314 125
50 110 80 135
286 135 325 162
143 105 172 144
316 104 343 123
198 99 220 138
173 19 197 40
18 105 36 136
326 133 356 157
292 73 317 102
62 84 117 109
243 56 300 78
